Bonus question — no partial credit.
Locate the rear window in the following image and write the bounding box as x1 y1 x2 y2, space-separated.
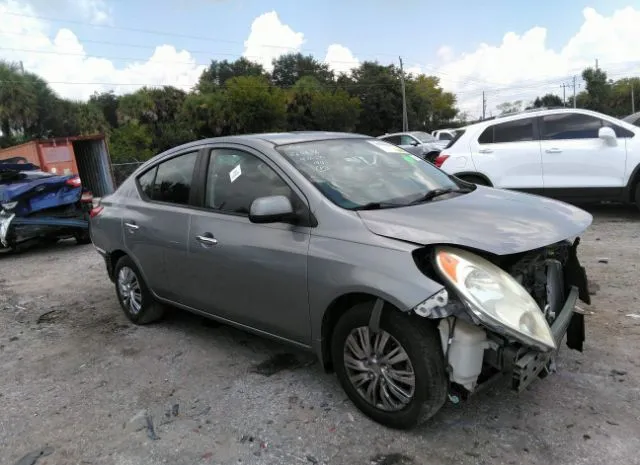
444 130 465 149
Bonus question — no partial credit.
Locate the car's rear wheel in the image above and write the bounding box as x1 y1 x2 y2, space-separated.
114 255 165 324
74 229 91 245
634 182 640 211
331 302 447 429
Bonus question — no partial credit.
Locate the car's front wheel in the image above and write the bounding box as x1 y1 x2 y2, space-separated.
331 302 448 429
114 255 165 324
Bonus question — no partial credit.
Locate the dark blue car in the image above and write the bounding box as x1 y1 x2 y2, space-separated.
0 162 93 252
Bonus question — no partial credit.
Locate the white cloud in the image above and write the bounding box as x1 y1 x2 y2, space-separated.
242 11 304 71
0 0 206 100
324 44 359 75
434 6 640 117
72 0 111 24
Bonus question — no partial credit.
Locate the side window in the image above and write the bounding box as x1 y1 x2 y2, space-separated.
478 118 535 144
137 167 157 198
147 151 198 205
205 149 295 215
382 135 401 145
541 113 602 140
439 133 453 141
399 135 416 145
602 121 635 138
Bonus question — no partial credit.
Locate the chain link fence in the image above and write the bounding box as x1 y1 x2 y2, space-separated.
111 162 144 187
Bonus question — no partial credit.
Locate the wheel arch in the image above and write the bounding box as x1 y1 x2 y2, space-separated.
625 164 640 203
453 171 493 186
319 292 403 373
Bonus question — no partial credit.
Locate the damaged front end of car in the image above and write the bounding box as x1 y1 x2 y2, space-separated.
412 238 590 397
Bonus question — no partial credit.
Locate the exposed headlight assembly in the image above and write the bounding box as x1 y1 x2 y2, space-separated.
434 246 556 352
1 201 17 211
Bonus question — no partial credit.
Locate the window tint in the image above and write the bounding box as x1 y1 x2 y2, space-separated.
149 151 198 204
602 121 635 138
541 113 602 140
381 135 401 145
478 118 535 144
439 133 453 140
400 135 417 145
205 149 294 215
137 167 157 198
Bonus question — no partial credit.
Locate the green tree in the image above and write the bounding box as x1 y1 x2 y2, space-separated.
581 67 612 114
182 91 230 137
196 58 267 93
407 75 458 131
109 123 155 163
497 100 523 115
271 53 334 88
527 93 564 109
89 90 120 128
310 88 361 131
345 61 404 135
224 76 286 134
0 61 37 145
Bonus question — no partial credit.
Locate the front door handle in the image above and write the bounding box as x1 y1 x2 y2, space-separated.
478 148 493 154
196 234 218 246
545 148 562 153
124 222 139 231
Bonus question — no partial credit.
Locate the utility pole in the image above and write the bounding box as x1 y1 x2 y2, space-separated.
632 83 636 114
560 83 568 106
19 61 24 74
482 91 487 120
573 76 577 108
399 56 408 131
595 58 599 70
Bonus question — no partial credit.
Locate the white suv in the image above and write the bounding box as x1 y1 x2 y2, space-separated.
435 108 640 209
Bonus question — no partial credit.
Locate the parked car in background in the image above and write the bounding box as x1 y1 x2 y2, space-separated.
90 131 592 429
0 162 93 252
432 129 459 143
377 131 446 163
622 111 640 127
436 108 640 209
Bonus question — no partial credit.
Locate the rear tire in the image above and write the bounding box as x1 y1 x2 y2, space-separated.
113 255 165 325
74 230 91 245
634 182 640 211
331 302 448 430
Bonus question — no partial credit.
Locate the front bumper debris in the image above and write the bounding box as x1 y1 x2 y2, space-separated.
0 212 15 247
511 286 579 392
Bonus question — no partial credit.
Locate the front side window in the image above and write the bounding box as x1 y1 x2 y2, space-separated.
399 135 417 145
205 149 294 215
541 113 602 140
478 118 535 144
141 151 198 205
277 138 459 210
381 135 401 145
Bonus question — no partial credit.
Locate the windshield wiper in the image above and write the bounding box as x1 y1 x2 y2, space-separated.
352 202 401 211
408 187 468 205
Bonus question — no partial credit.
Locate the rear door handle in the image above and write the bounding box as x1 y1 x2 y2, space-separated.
545 148 562 153
196 234 218 246
478 148 493 154
124 222 139 231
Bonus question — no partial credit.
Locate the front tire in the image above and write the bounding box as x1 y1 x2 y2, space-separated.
113 255 165 324
331 302 447 429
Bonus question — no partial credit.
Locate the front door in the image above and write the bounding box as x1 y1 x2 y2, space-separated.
539 112 630 198
123 150 199 301
184 146 312 345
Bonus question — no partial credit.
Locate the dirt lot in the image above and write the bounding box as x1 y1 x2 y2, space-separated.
1 205 639 465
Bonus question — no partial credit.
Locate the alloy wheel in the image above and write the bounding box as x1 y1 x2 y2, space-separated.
343 326 416 411
117 266 142 315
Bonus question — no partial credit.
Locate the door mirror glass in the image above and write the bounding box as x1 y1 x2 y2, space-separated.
249 195 295 224
598 126 617 141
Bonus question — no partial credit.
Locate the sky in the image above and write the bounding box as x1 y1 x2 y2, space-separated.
0 0 639 119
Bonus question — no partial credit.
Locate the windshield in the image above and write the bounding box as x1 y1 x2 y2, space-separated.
276 138 460 210
412 132 437 143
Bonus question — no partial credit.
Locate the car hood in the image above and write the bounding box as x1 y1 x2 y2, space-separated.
357 186 593 255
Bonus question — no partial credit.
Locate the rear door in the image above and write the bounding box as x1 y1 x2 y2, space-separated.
539 112 631 198
470 117 544 190
183 146 312 344
123 149 201 301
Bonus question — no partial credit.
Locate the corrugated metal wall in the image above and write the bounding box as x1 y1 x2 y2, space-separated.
73 140 115 197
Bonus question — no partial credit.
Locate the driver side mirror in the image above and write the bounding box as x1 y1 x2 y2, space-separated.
249 195 296 224
598 126 617 145
410 140 420 146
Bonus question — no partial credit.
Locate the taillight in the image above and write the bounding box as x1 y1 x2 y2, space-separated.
90 206 104 218
66 176 82 188
434 154 450 168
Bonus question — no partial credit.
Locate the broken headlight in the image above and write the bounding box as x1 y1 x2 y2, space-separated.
434 246 556 352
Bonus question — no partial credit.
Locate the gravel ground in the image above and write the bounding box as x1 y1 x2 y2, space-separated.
1 205 639 465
